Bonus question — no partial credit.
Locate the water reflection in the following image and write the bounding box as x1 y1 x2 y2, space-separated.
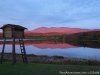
0 40 77 49
0 40 100 61
66 40 100 49
0 40 100 49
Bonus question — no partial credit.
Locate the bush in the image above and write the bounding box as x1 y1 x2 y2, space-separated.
52 56 64 59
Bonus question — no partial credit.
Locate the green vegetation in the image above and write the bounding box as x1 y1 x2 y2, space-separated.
0 63 100 75
2 53 100 66
52 56 64 59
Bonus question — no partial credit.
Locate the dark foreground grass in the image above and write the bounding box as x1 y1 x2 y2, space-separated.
0 63 100 75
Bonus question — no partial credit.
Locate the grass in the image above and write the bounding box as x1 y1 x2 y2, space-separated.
0 63 100 75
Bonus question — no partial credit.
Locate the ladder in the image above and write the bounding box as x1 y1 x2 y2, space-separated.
19 39 28 64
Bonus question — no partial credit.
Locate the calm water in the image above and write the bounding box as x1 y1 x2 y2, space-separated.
0 40 100 61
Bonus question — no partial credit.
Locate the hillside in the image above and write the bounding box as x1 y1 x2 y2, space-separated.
31 27 89 34
25 27 90 37
65 30 100 48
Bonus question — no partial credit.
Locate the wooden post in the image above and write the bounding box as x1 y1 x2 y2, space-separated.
12 38 16 64
0 38 6 64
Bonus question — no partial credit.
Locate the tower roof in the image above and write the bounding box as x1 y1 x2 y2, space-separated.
0 24 27 30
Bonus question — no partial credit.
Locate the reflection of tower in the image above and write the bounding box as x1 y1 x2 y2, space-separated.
0 24 28 64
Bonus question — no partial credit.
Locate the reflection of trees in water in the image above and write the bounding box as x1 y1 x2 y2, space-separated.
66 38 100 49
0 38 100 49
64 31 100 49
0 39 67 44
0 40 76 49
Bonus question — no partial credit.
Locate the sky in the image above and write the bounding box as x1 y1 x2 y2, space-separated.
0 0 100 30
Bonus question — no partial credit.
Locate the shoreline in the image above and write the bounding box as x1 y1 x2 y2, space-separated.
1 53 100 66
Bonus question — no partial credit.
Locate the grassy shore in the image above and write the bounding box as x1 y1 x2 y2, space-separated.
0 63 100 75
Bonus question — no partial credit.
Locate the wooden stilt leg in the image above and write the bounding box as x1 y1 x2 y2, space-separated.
12 38 16 64
0 39 6 64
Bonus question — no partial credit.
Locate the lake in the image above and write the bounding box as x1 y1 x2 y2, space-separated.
0 40 100 61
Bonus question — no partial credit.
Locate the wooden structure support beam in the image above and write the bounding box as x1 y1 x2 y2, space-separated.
0 38 6 64
12 38 16 64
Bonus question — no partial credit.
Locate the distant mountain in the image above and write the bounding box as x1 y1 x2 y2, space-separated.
30 27 89 34
25 27 91 37
92 29 100 31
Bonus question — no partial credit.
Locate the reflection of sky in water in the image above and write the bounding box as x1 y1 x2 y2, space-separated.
0 44 100 60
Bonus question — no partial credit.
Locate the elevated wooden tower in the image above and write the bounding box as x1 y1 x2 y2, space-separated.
0 24 28 64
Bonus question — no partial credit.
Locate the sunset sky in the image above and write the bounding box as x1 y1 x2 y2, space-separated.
0 0 100 30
